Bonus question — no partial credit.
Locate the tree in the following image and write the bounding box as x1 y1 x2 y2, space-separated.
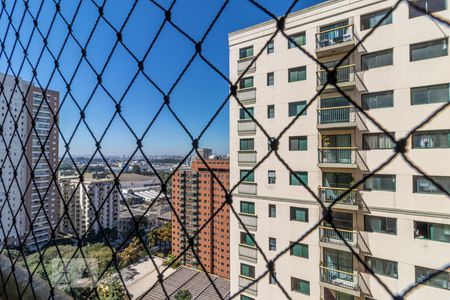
117 237 144 268
146 221 172 254
97 278 126 300
174 289 192 300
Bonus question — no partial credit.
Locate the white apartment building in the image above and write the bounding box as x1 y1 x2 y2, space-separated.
228 1 450 299
59 174 120 237
0 73 59 250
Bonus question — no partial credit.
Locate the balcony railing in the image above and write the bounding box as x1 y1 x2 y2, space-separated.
317 106 356 125
238 213 257 231
317 65 355 87
239 244 258 262
239 275 258 295
318 186 358 205
238 119 256 134
319 226 358 248
318 147 357 165
238 182 257 195
237 57 256 75
237 87 256 103
316 24 354 49
320 265 359 291
238 151 257 164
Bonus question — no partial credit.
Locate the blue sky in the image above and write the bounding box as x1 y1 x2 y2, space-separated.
1 0 322 156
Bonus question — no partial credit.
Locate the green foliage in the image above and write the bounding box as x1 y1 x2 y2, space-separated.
174 289 192 300
97 277 126 300
147 221 172 254
163 253 181 269
117 237 145 269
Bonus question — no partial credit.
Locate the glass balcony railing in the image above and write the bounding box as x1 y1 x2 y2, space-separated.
239 244 258 261
237 87 256 103
317 65 355 87
318 147 357 165
237 57 256 75
320 265 359 291
319 226 358 248
317 106 356 125
239 275 258 295
238 213 257 231
238 150 257 164
238 119 256 134
318 186 358 205
316 24 354 49
238 182 257 195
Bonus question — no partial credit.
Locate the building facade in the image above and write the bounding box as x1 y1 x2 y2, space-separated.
59 174 120 237
0 73 59 249
172 158 230 279
228 0 450 299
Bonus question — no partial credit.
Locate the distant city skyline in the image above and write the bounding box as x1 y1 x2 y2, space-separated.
0 0 322 157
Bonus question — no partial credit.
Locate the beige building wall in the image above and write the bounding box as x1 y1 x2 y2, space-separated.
228 0 450 299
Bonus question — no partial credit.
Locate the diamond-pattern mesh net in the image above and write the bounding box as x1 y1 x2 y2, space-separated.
0 0 449 299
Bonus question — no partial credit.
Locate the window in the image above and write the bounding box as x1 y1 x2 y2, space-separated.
240 139 254 151
360 9 393 30
239 77 254 89
364 174 396 192
288 101 307 116
411 84 449 105
366 257 398 278
290 242 308 258
267 72 274 86
364 215 397 234
411 38 448 61
269 237 276 251
291 277 310 295
409 0 447 18
336 292 354 300
288 32 306 48
239 107 254 120
269 204 276 218
415 266 450 290
240 232 255 247
268 171 276 184
267 40 274 54
241 296 254 300
239 46 254 59
361 49 393 70
413 130 450 148
269 272 276 284
267 105 275 118
363 133 395 149
362 90 394 109
290 171 308 186
240 170 255 182
290 207 308 222
289 136 307 151
415 221 450 243
240 263 255 278
288 66 307 82
240 201 255 214
413 175 450 194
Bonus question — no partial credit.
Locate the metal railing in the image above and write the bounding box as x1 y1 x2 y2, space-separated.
318 186 358 205
317 106 357 125
237 57 256 75
316 24 355 49
317 65 355 87
318 147 357 165
320 265 359 291
319 226 358 248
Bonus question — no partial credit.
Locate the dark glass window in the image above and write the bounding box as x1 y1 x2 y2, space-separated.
361 49 393 70
361 9 393 30
364 215 397 234
362 91 394 109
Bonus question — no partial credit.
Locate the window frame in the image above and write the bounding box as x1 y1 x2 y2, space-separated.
268 204 276 218
360 8 393 31
364 215 397 235
415 266 450 290
290 207 309 222
239 107 254 120
362 132 395 150
268 170 276 184
288 100 307 117
288 32 306 49
239 138 255 151
413 175 450 194
414 221 450 243
290 171 308 186
289 136 308 151
240 170 255 183
362 90 394 110
269 237 277 251
361 49 393 70
288 66 307 82
240 201 255 215
239 76 254 89
363 174 396 192
291 277 310 295
267 40 274 54
366 256 399 278
290 242 309 258
240 263 255 278
239 46 254 59
409 0 447 18
267 72 274 86
410 83 449 105
267 104 275 119
410 38 448 62
412 130 450 149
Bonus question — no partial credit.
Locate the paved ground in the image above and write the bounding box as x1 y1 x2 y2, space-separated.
120 257 176 299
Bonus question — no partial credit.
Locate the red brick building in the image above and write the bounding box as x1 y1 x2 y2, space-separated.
171 158 230 279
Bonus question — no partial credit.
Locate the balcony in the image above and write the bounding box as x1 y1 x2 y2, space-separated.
315 24 355 57
320 266 360 296
238 182 257 195
238 151 257 165
239 275 257 296
318 186 358 208
237 57 256 75
319 226 359 249
317 65 355 92
238 213 257 231
317 106 359 130
318 148 357 168
237 119 256 135
237 87 256 105
239 244 258 263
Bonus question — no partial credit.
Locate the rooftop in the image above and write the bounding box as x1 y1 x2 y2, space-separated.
119 173 159 182
139 266 230 300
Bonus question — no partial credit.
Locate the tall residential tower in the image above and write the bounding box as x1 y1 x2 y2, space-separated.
229 0 450 299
